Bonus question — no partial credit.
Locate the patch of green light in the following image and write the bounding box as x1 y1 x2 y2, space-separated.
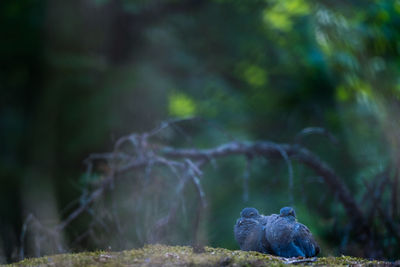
377 10 390 23
263 9 292 31
395 0 400 14
243 65 268 87
263 0 310 31
336 86 350 102
349 78 372 97
282 0 310 15
168 92 197 117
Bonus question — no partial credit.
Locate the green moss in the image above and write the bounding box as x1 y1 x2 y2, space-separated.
9 245 393 266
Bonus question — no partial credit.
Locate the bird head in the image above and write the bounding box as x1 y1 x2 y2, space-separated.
240 207 260 218
279 206 296 218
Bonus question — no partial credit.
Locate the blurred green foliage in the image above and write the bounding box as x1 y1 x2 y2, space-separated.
1 0 400 263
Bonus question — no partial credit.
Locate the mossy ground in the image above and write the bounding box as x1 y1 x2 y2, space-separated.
9 244 397 266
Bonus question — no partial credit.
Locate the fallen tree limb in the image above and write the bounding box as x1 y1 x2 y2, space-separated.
162 141 365 229
19 120 371 259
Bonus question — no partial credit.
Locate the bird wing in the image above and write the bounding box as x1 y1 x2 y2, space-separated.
234 218 265 252
264 216 295 256
292 223 320 257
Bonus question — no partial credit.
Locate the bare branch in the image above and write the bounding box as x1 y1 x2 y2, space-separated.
55 184 106 232
275 145 294 206
281 257 317 264
363 169 390 224
19 214 63 260
114 134 139 152
377 205 400 243
19 214 34 260
191 174 207 207
147 117 199 138
185 159 203 177
295 127 339 145
242 157 251 202
392 164 399 219
162 141 365 229
185 159 206 207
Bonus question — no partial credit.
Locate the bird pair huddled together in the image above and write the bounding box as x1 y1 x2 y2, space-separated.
234 207 320 258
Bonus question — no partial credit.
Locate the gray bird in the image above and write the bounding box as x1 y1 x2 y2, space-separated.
234 207 270 253
264 207 320 258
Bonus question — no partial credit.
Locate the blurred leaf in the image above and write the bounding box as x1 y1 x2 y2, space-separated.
168 91 197 117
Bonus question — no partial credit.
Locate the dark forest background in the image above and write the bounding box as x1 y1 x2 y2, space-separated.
1 0 400 263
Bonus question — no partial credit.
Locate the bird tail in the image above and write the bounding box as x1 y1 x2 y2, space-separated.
294 237 317 257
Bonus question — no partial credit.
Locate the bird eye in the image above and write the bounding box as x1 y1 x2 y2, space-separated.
249 212 254 216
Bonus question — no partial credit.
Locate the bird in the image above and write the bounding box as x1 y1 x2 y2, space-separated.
234 207 270 253
264 206 320 258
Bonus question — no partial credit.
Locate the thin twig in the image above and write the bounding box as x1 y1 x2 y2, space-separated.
281 257 318 264
377 205 400 243
19 214 34 260
191 174 207 207
242 157 251 202
147 117 199 138
363 170 390 224
392 164 399 219
275 144 294 206
295 127 339 145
